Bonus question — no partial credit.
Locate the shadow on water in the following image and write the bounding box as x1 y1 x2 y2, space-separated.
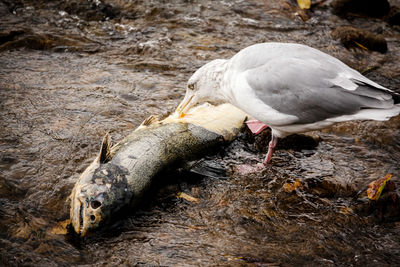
1 0 400 266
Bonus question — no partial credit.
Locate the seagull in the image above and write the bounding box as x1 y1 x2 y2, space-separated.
176 43 400 165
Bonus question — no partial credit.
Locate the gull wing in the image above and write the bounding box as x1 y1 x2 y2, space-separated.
242 51 396 125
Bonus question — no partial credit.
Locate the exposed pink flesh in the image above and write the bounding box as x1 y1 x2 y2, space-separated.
235 163 265 175
245 119 268 135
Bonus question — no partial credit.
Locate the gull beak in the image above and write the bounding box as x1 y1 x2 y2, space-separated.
176 90 195 116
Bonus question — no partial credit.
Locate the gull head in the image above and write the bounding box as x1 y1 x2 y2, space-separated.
176 59 228 115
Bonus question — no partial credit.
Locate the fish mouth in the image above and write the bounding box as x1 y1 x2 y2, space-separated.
79 201 84 234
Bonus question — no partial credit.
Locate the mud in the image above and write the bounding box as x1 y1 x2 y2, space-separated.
1 0 400 266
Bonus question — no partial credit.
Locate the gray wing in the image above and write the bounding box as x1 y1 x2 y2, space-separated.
245 56 396 124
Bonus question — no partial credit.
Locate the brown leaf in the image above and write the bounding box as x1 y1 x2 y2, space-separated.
177 192 200 204
297 0 311 9
282 179 302 193
367 174 392 200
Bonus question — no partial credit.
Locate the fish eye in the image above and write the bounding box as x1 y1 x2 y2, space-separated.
90 215 96 221
91 200 102 209
188 84 194 90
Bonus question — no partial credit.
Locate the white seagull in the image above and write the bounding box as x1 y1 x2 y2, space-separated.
176 43 400 165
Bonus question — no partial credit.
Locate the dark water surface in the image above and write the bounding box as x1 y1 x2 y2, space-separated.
1 0 400 266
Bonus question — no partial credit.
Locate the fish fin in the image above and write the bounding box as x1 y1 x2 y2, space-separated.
98 133 112 164
141 115 159 126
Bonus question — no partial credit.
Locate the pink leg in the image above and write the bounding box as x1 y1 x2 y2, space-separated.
245 119 268 135
235 122 275 175
263 134 278 165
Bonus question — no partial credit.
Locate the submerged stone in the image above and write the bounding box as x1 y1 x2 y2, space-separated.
331 0 390 18
331 26 387 53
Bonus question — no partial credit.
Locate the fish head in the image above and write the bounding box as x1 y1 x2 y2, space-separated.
70 134 132 236
70 163 132 236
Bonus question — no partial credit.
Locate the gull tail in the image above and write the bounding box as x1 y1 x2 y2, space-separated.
328 106 400 123
329 84 400 123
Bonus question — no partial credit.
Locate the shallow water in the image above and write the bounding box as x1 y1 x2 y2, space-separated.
1 0 400 266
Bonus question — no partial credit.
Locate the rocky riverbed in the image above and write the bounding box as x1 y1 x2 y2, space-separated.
1 0 400 266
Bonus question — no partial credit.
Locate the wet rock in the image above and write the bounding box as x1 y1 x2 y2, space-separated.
119 94 139 102
243 127 271 152
0 29 26 45
387 6 400 26
0 0 23 14
125 61 178 72
0 177 26 199
326 116 400 152
305 176 356 198
243 126 320 153
278 133 321 151
128 37 172 56
60 0 120 21
331 26 387 53
0 31 99 52
331 0 390 18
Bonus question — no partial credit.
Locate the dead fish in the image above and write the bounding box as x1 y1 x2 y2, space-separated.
69 103 247 236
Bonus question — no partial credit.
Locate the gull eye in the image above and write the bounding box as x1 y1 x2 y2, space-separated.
188 84 194 90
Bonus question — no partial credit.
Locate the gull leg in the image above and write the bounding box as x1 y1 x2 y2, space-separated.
235 134 278 174
263 134 278 165
235 121 273 174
